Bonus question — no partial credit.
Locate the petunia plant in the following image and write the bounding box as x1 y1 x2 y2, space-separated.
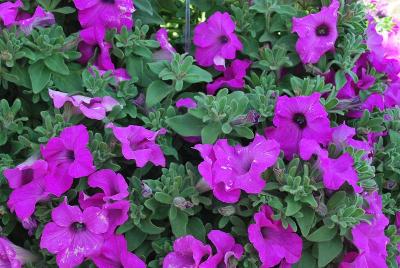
0 0 400 267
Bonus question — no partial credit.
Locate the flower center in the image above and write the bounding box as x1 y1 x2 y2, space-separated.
71 222 86 232
101 0 115 3
21 168 34 185
316 24 329 36
219 35 229 44
66 150 75 161
261 227 269 239
292 113 307 129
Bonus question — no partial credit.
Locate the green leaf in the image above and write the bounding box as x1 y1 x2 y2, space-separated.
44 54 70 75
134 0 153 15
201 122 221 144
169 209 188 237
335 70 346 91
285 196 302 216
234 126 254 139
125 228 147 251
166 114 204 137
327 191 346 211
52 6 76 14
293 251 317 268
28 61 51 93
317 236 343 267
138 218 165 235
307 226 337 242
184 65 212 83
146 81 173 107
154 192 173 204
295 207 315 237
187 217 206 241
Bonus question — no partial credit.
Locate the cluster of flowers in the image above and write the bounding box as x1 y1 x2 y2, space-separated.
1 123 167 267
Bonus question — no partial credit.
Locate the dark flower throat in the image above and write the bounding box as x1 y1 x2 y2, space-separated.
293 113 307 129
316 24 330 36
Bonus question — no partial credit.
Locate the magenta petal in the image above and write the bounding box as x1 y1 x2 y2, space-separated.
83 207 109 234
40 223 73 254
88 169 129 201
51 201 83 227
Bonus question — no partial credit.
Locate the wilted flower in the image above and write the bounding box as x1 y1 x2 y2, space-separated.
265 93 331 159
107 123 166 167
73 0 135 31
0 237 38 267
3 160 50 222
206 59 252 95
194 134 280 203
88 169 129 201
248 205 302 267
16 6 55 34
163 235 211 268
193 12 243 67
153 28 176 61
91 234 146 268
40 199 109 268
41 125 95 196
49 89 120 120
292 0 340 63
331 124 371 156
200 230 243 268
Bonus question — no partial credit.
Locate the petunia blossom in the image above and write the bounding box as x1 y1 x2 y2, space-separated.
292 0 340 64
265 93 331 160
41 125 95 196
153 28 176 61
107 123 166 167
193 12 243 67
0 0 23 26
48 89 119 120
3 160 50 222
163 235 211 268
73 0 135 32
331 124 371 155
91 234 146 268
176 98 197 109
40 199 109 268
248 205 302 267
16 6 55 35
206 59 252 95
384 81 400 108
199 230 243 268
0 237 38 267
88 169 129 202
194 134 280 203
339 251 388 268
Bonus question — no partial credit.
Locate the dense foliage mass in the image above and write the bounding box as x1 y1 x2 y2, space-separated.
0 0 399 267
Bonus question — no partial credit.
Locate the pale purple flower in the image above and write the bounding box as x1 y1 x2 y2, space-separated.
347 93 385 118
40 199 109 268
163 235 211 268
176 98 197 109
91 234 146 268
88 169 129 202
73 0 135 31
0 237 38 267
0 0 23 26
41 125 95 197
48 89 120 120
206 59 252 95
193 12 243 67
265 93 331 160
3 160 49 222
194 134 280 203
199 230 243 268
248 205 302 267
78 192 130 237
300 138 362 193
331 124 371 155
292 0 340 64
107 123 166 167
153 28 176 61
16 6 55 34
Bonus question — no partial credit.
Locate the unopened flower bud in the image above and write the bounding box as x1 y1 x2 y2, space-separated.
218 206 236 216
173 197 193 210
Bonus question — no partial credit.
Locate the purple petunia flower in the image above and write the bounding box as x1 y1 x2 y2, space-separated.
3 160 50 222
331 124 371 156
88 169 129 202
194 134 280 203
347 93 385 119
339 251 388 268
248 205 302 267
384 81 400 108
49 89 119 120
176 98 197 109
153 28 176 61
73 0 135 32
292 0 340 64
40 199 109 268
91 65 131 83
299 138 362 193
16 6 55 35
265 93 331 160
163 235 212 268
91 234 146 268
206 59 252 95
0 0 23 26
193 12 243 68
41 125 95 197
199 230 243 268
107 123 166 167
0 237 38 267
